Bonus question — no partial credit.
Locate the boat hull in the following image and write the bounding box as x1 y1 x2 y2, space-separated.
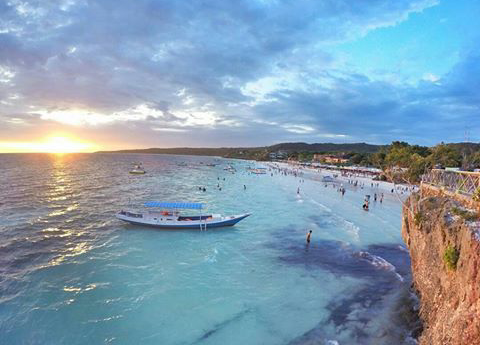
116 213 250 230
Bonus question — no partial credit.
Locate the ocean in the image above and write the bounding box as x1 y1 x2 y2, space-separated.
0 153 417 345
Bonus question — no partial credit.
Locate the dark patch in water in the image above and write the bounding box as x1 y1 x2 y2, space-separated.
269 235 419 345
191 308 251 344
325 282 420 345
276 239 405 283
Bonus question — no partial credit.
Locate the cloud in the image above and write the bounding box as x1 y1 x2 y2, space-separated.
422 73 440 83
1 0 477 149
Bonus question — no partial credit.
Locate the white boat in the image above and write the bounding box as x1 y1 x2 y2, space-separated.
130 164 146 174
116 202 250 230
224 164 235 171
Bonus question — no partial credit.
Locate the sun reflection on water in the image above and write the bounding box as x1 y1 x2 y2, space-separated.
48 242 92 267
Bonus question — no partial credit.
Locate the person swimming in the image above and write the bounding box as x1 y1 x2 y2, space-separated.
306 230 312 244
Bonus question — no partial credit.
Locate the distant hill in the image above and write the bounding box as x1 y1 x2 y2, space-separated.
96 142 383 160
267 142 382 153
96 146 261 156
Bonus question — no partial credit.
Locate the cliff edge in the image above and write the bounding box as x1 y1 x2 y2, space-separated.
402 185 480 344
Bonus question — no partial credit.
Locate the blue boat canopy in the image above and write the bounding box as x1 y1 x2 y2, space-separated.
144 202 203 209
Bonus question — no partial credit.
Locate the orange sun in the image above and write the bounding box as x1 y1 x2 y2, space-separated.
0 135 96 153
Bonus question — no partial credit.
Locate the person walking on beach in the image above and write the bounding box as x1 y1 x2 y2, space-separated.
306 230 312 244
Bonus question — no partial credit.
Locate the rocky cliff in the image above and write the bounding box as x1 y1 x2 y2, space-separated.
402 186 480 344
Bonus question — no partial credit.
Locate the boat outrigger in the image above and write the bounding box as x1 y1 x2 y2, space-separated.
116 202 250 230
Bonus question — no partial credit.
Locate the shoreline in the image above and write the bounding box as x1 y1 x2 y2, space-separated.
266 160 415 199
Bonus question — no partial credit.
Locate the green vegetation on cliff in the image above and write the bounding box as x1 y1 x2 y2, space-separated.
443 245 459 270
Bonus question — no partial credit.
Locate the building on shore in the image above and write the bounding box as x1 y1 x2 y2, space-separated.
269 150 288 160
313 153 349 164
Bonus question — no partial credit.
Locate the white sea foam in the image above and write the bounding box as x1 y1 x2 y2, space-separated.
343 219 360 242
205 248 218 263
356 251 404 281
326 341 340 345
357 251 395 271
308 198 332 213
309 197 360 241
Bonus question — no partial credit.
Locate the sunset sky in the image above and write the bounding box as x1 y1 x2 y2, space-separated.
0 0 479 152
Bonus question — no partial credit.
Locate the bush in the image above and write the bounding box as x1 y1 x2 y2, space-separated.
414 212 424 226
451 207 479 222
443 245 459 270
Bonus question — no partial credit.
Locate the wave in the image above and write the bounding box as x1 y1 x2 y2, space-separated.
309 198 360 242
205 247 218 263
355 251 404 281
343 219 360 242
308 198 333 213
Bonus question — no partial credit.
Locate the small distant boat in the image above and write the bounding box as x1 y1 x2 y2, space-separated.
206 163 216 167
177 162 188 167
322 176 334 182
223 164 236 173
116 202 250 230
130 164 146 174
249 168 267 174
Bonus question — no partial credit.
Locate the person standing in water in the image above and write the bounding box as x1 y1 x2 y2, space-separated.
363 200 369 210
297 187 300 194
306 230 312 244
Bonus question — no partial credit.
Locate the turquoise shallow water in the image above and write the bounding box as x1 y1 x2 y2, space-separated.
0 154 416 344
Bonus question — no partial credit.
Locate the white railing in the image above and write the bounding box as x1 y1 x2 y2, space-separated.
422 169 480 196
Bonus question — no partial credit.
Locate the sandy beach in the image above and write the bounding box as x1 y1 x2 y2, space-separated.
266 161 416 195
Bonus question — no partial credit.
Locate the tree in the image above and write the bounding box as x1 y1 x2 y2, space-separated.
428 144 462 167
350 153 366 165
383 142 430 184
405 154 429 183
370 152 386 169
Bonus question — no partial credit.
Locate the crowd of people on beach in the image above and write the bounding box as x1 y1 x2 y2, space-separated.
266 161 418 243
194 160 415 245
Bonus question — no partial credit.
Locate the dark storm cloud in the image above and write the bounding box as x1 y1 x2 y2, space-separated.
1 0 477 147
